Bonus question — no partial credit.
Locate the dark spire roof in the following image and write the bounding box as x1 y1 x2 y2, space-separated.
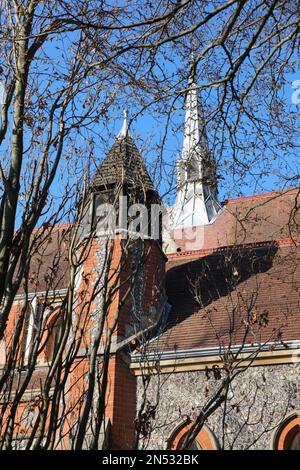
91 134 154 193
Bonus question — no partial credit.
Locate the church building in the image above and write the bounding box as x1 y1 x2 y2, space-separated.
1 69 300 451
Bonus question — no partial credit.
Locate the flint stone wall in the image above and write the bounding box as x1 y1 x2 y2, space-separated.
137 364 300 450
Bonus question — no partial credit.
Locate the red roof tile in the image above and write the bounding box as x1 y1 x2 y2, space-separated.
155 188 300 352
165 188 300 253
152 243 300 352
18 225 70 294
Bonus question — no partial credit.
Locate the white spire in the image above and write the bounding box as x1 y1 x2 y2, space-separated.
181 80 206 164
118 109 129 138
171 65 220 229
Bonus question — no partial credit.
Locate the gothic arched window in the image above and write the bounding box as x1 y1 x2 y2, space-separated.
274 413 300 450
166 420 218 450
45 308 63 362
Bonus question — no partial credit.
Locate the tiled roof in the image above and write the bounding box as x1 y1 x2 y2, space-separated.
155 188 300 352
91 135 154 192
18 225 70 295
164 188 300 254
152 242 300 352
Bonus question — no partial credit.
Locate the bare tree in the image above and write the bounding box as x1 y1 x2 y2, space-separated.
0 0 300 450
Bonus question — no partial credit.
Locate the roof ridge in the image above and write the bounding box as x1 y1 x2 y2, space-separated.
226 187 299 204
167 237 300 261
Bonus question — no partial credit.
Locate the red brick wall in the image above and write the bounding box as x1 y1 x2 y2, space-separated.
106 354 137 449
104 238 165 449
1 234 165 450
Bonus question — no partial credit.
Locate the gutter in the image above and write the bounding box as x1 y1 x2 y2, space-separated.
131 339 300 363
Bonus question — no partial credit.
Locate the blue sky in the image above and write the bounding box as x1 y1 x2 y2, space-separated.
1 7 300 229
108 68 300 206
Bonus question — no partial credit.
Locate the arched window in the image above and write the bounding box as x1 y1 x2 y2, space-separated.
274 413 300 450
167 420 218 450
45 308 63 362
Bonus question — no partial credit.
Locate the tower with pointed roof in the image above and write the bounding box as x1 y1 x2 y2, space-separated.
89 111 160 238
92 111 155 197
72 113 166 449
171 66 220 228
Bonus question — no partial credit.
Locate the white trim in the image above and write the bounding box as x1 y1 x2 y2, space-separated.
131 340 300 363
24 297 37 362
14 288 68 301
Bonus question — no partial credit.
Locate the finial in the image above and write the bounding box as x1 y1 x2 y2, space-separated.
118 109 129 138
